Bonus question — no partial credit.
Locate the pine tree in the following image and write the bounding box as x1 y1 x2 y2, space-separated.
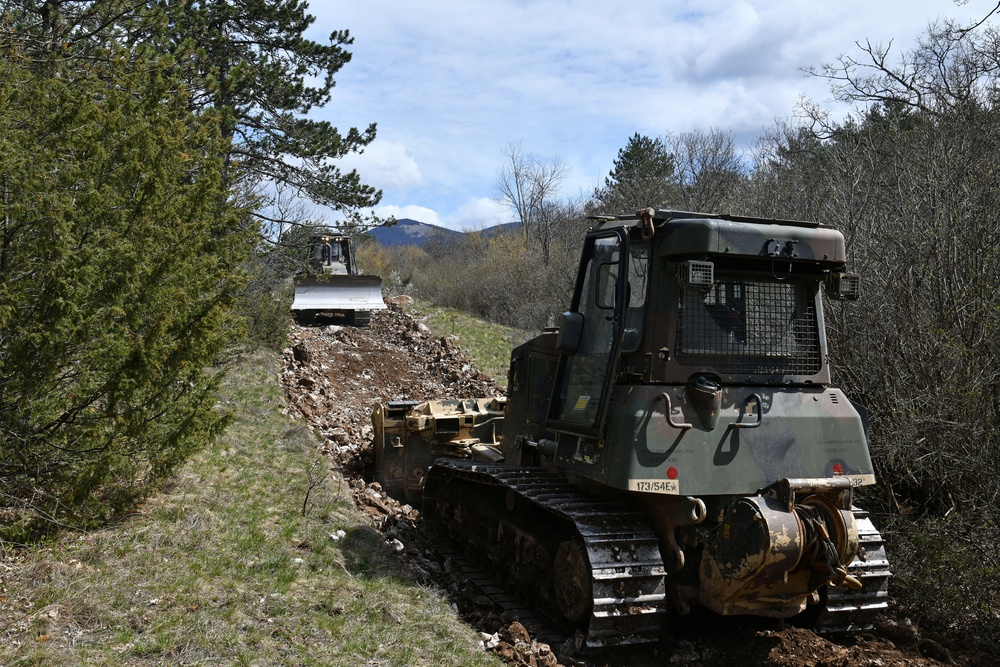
591 133 676 214
157 0 383 229
2 0 382 230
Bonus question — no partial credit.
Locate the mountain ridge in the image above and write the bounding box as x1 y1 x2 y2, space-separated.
367 218 517 247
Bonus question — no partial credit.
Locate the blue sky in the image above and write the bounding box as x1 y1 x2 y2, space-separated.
306 1 992 230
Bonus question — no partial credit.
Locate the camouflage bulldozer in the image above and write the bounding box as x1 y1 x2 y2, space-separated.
373 209 889 647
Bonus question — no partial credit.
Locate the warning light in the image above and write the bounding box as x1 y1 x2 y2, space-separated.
833 462 844 475
667 467 678 480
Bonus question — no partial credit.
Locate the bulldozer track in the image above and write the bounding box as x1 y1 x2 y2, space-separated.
424 461 890 643
424 459 667 649
430 537 570 647
811 507 892 633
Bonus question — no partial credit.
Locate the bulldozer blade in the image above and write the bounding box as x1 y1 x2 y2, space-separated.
291 274 387 313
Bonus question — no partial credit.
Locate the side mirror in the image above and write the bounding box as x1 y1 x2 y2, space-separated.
556 311 584 354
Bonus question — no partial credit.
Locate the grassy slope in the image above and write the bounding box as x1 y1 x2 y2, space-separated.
1 352 499 667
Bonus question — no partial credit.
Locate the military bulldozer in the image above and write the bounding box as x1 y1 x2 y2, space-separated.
291 234 386 326
372 209 889 647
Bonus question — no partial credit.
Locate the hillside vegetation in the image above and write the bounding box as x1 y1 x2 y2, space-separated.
0 351 498 666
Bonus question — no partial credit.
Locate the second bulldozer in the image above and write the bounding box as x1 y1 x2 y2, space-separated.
292 234 385 326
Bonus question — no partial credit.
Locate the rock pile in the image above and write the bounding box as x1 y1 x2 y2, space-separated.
279 305 499 475
279 306 580 666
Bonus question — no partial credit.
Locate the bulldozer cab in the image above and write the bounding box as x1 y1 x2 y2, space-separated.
547 228 641 436
532 210 869 492
310 236 354 275
546 211 860 434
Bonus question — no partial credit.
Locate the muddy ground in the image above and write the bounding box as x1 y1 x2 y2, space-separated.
279 305 980 667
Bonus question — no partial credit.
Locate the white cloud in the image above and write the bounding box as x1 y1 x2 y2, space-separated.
445 198 510 232
337 139 423 190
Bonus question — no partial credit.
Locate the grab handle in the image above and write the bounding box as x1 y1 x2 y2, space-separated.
731 393 763 429
656 392 693 430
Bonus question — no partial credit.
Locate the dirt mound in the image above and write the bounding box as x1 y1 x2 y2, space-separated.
278 305 963 667
280 305 498 475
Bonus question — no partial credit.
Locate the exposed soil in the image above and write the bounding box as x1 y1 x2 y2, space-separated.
279 305 980 667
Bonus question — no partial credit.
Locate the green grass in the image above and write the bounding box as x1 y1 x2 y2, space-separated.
0 352 500 667
407 299 536 381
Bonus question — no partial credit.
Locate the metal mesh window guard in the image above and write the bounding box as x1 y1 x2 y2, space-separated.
675 280 821 375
